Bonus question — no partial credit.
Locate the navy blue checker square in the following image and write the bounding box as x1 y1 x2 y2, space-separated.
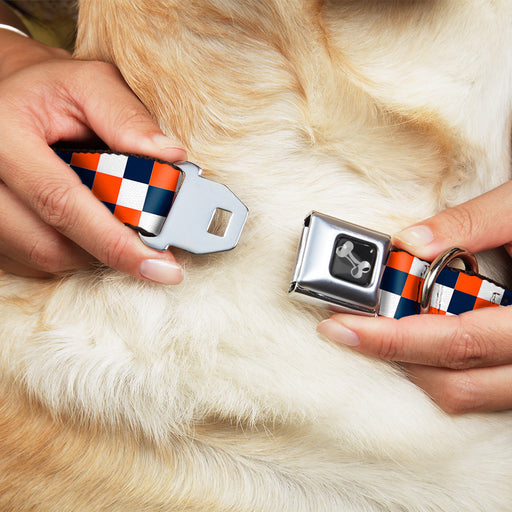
102 201 116 214
380 267 408 295
143 186 175 216
55 151 72 164
72 165 96 189
394 297 419 319
436 267 459 288
447 290 477 315
500 289 512 307
123 156 154 184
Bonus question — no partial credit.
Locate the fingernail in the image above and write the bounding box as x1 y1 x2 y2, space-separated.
394 225 434 249
317 319 360 347
151 134 187 159
139 259 184 285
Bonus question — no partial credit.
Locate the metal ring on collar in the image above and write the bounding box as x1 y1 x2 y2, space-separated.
419 247 479 314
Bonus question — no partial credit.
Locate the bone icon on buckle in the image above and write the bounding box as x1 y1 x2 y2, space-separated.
289 212 391 316
335 240 372 280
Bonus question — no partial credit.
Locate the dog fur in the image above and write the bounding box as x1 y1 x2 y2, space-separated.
1 0 512 510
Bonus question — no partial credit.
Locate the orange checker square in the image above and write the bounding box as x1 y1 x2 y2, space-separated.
428 307 447 315
385 251 414 273
149 161 181 191
70 152 100 171
454 272 482 296
473 297 499 310
400 273 423 301
91 172 122 204
113 205 142 227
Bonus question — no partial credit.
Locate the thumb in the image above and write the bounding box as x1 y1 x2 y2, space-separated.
70 61 187 163
392 181 512 260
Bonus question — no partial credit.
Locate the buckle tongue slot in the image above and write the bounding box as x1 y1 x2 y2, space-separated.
207 208 233 237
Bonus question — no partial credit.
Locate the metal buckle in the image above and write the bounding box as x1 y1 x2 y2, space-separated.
139 161 248 254
419 247 478 314
289 212 391 316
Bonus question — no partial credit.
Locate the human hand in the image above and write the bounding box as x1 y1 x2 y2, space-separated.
0 30 186 282
318 180 512 414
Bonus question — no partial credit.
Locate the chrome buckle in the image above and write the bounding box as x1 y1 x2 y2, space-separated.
140 161 248 254
289 212 391 316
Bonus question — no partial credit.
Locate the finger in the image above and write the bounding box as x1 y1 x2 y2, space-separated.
4 59 186 162
0 182 93 272
0 254 53 278
317 306 512 369
0 141 184 284
59 61 187 162
404 363 512 414
392 180 512 260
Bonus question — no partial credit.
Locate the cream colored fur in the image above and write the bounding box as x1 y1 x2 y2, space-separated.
1 1 512 510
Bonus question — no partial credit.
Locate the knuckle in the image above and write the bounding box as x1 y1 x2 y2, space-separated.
51 47 72 60
114 109 150 136
101 231 132 271
374 328 403 360
442 317 487 369
442 204 476 241
78 60 119 80
67 61 123 103
116 101 153 128
436 371 482 414
33 182 80 231
27 238 65 274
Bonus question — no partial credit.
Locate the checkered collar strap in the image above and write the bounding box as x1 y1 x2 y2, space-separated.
56 149 181 236
55 149 249 254
379 250 512 319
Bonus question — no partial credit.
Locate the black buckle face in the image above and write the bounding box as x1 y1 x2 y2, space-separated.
330 235 378 286
289 212 391 316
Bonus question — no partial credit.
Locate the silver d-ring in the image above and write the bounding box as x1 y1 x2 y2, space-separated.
419 247 478 314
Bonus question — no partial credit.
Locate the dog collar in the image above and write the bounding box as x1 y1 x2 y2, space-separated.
55 149 248 254
289 211 512 318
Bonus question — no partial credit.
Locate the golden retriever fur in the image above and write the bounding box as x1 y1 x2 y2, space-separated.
1 0 512 510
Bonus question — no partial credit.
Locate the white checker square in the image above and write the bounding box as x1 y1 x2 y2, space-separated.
97 153 129 177
478 279 505 304
116 179 148 211
409 257 429 278
378 290 402 318
139 211 166 235
430 283 454 312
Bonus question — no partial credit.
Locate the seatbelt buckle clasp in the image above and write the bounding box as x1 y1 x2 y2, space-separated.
140 161 248 254
289 212 391 316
